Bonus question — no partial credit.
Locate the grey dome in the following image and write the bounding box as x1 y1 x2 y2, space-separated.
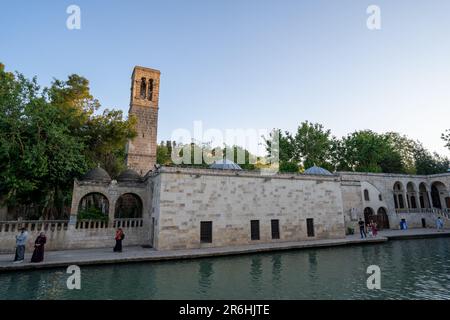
82 167 111 182
210 159 242 170
304 166 333 176
117 169 142 182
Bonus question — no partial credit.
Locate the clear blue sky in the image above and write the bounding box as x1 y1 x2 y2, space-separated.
1 0 449 156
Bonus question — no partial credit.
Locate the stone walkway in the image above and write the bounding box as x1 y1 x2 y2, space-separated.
1 228 449 272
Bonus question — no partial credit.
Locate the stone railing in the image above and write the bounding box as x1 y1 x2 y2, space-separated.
75 219 108 229
0 220 68 233
113 218 144 228
0 218 145 233
395 208 450 218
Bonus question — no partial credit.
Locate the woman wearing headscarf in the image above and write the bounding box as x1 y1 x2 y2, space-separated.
31 232 47 263
113 228 125 252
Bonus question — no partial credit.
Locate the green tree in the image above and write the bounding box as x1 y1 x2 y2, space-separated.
290 121 333 170
336 130 403 173
384 132 419 174
0 64 137 219
47 74 137 178
442 130 450 151
157 141 173 165
414 146 449 175
264 122 333 172
0 65 88 219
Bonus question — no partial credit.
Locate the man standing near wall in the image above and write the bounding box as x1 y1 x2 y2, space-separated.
13 227 28 263
358 219 366 239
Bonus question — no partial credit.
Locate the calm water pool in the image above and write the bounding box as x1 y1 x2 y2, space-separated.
1 238 450 299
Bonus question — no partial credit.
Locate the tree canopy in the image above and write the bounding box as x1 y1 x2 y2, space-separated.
265 121 449 174
0 63 136 219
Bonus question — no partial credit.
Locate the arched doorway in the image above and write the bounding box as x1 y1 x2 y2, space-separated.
78 193 109 221
364 207 390 230
115 193 143 219
364 207 375 225
431 182 447 209
376 207 390 229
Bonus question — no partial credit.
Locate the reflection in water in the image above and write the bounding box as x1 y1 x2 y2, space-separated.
198 261 214 296
1 238 450 300
249 256 262 295
271 254 282 281
270 254 282 298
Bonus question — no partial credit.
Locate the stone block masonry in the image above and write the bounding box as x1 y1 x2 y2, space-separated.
126 66 160 176
152 167 346 250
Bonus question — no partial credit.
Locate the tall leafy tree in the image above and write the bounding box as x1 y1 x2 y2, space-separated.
264 122 334 172
0 65 88 218
0 64 137 219
334 130 403 173
47 74 137 178
384 132 419 174
414 146 449 175
291 121 333 170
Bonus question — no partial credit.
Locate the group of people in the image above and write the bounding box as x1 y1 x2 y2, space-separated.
358 219 378 239
12 227 126 264
13 228 47 263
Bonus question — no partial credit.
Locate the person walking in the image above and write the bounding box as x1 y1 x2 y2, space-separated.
13 227 28 263
358 219 366 239
113 228 125 252
436 217 444 232
30 232 47 263
371 221 378 237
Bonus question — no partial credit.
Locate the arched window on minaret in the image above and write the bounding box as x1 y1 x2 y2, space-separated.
140 77 147 99
148 79 154 101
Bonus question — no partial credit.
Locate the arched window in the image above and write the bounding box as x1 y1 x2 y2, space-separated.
78 193 109 220
398 194 405 208
393 182 405 209
364 189 370 201
140 77 147 99
148 79 153 101
419 183 429 208
115 193 143 218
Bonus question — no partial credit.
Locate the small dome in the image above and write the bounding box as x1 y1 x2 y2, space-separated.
117 169 142 182
304 166 333 176
82 167 111 182
210 159 242 170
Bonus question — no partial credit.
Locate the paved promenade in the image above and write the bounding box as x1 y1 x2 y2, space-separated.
0 228 449 272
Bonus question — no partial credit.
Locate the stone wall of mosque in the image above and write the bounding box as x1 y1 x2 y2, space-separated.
338 172 450 230
152 167 346 250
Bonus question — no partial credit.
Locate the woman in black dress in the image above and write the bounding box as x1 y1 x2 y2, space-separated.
113 228 125 252
31 232 47 263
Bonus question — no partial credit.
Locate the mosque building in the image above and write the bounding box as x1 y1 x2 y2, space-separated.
1 66 449 252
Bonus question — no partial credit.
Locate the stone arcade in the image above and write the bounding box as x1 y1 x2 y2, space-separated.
0 66 449 252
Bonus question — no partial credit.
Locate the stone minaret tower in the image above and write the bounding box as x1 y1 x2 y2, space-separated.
125 66 161 175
